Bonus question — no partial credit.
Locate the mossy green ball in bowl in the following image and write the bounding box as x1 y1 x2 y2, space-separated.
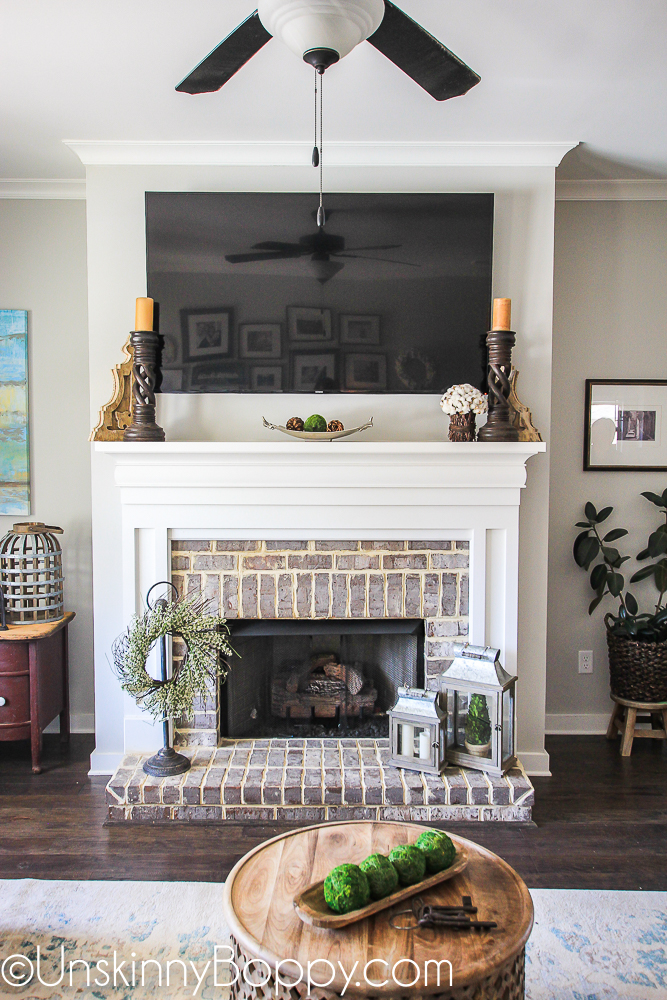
388 844 426 886
359 853 399 900
323 864 371 914
415 830 457 874
304 414 327 432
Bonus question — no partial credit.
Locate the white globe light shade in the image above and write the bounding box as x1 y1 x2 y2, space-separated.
258 0 385 61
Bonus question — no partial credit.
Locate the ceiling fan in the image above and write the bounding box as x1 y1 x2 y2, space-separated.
224 222 420 284
176 0 480 101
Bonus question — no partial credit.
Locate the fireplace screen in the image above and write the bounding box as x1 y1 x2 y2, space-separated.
222 619 424 739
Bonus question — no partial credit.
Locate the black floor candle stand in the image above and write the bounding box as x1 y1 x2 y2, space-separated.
143 582 190 778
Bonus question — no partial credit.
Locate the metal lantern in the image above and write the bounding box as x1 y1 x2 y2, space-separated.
0 522 64 624
441 642 516 775
388 686 446 773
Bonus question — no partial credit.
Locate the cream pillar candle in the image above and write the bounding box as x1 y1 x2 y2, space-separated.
400 724 414 756
419 730 431 759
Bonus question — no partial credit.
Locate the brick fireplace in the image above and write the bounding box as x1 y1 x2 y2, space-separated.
106 534 534 822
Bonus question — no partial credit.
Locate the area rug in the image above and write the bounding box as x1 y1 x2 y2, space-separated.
0 880 665 999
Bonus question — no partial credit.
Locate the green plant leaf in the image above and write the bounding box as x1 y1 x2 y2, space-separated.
661 487 667 506
588 594 604 615
641 491 665 506
596 506 613 523
648 530 667 558
655 562 667 592
625 592 639 615
575 521 592 528
603 528 628 542
637 547 650 561
590 564 607 590
608 573 624 597
574 533 600 568
602 546 621 567
584 501 598 521
630 565 656 583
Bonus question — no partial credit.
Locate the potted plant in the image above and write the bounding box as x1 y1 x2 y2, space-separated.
573 491 667 702
464 693 492 755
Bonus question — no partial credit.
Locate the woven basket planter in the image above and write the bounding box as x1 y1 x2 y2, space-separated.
605 616 667 702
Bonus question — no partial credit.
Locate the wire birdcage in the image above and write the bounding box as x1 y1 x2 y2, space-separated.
0 522 64 623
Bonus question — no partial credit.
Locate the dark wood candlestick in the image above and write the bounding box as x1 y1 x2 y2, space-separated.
123 330 165 442
478 327 519 442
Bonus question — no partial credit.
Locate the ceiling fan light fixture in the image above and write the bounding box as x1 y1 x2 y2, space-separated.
308 254 345 284
258 0 385 63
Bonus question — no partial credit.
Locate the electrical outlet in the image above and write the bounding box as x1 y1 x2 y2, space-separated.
578 650 593 674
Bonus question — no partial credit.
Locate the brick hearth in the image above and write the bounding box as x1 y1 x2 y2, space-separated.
106 738 534 823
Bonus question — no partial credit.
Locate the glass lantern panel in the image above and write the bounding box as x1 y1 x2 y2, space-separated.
454 690 492 759
502 687 515 760
399 723 433 760
446 690 456 748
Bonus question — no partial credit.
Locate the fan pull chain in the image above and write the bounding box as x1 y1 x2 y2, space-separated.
312 69 319 168
317 69 325 228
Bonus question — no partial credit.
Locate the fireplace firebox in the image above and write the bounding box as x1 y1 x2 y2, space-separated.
222 619 424 740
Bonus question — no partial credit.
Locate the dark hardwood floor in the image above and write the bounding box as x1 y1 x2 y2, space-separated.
0 734 665 889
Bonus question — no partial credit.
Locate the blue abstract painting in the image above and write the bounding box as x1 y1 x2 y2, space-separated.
0 309 30 514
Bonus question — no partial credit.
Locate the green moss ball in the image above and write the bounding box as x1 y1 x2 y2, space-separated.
304 413 327 432
359 853 400 900
415 830 457 874
388 844 426 886
323 864 370 914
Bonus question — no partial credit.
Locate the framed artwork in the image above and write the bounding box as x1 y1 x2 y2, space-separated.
0 309 30 514
292 352 338 392
181 307 233 362
251 366 283 391
340 314 381 346
287 307 332 342
189 361 246 392
240 323 281 359
584 379 667 470
345 353 387 391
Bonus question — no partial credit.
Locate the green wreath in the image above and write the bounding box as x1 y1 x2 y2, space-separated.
112 591 235 721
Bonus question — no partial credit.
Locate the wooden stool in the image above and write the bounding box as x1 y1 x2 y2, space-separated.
0 612 74 772
606 695 667 756
223 820 533 1000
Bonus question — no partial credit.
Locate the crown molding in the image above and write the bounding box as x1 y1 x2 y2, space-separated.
64 140 577 168
0 178 86 199
556 179 667 201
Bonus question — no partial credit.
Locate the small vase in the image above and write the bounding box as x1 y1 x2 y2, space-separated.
448 411 476 442
464 739 491 757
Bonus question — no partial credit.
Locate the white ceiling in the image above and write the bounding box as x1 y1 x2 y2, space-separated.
2 0 666 179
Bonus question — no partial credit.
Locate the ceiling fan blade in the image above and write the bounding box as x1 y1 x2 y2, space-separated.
336 253 421 266
176 11 272 94
252 241 303 251
342 244 403 252
225 250 303 263
367 0 480 101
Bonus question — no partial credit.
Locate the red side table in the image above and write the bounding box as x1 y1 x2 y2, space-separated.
0 612 74 772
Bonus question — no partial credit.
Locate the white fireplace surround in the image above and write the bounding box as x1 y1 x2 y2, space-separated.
91 440 545 776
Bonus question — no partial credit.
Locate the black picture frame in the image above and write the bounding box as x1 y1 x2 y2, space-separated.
584 378 667 471
180 307 234 363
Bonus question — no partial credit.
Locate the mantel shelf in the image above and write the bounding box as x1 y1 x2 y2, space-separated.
95 441 546 457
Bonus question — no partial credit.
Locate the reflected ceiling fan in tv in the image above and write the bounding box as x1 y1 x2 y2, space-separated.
176 0 480 101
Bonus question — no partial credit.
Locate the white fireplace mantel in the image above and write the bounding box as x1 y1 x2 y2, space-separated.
90 440 546 776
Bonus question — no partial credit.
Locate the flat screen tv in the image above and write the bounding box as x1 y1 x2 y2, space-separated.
146 192 493 394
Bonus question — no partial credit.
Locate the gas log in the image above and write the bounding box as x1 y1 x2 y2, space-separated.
271 654 377 719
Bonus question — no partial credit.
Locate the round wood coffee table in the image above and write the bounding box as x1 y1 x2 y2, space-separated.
222 820 533 1000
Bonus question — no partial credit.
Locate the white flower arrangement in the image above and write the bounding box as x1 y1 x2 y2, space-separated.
440 383 488 416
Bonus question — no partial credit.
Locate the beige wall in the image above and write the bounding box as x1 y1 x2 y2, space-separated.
547 199 667 729
0 199 93 729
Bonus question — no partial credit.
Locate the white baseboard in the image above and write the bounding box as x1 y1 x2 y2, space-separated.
517 750 551 777
545 713 609 735
89 750 125 776
44 713 95 735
